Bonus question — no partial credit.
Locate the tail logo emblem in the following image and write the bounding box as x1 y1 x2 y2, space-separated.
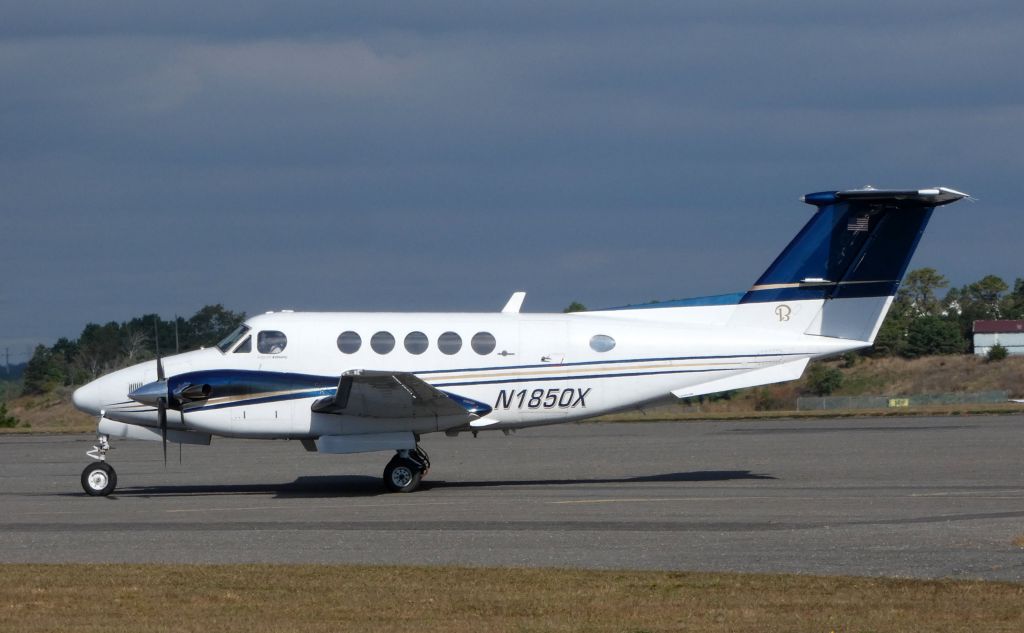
775 304 791 322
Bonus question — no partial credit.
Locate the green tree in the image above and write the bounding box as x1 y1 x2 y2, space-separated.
904 316 964 357
946 275 1010 347
871 267 954 358
563 302 587 313
999 278 1024 319
871 311 908 357
0 401 19 428
184 304 246 349
960 275 1009 321
17 305 247 395
987 343 1009 361
804 362 843 396
896 268 949 317
23 345 65 395
51 337 86 385
122 313 169 357
75 322 124 378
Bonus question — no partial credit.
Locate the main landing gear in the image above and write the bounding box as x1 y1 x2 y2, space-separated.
80 435 431 495
383 446 430 493
82 434 117 496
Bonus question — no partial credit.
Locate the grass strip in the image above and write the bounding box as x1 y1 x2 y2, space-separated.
1 564 1021 632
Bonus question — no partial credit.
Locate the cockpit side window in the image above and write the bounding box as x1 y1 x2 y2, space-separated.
257 331 288 354
216 325 250 353
233 336 252 353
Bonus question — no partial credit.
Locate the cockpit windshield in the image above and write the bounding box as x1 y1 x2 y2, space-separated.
216 325 251 353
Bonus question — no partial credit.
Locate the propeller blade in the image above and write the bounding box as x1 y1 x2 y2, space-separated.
153 319 165 382
158 397 168 467
179 407 185 464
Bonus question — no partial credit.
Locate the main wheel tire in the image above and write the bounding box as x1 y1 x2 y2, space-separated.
383 458 422 493
81 462 117 496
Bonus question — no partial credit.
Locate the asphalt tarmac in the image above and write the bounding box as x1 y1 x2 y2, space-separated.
2 415 1024 580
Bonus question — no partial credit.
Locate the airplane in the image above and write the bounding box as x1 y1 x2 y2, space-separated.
71 186 968 495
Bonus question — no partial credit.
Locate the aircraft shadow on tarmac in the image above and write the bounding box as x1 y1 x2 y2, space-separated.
81 470 777 499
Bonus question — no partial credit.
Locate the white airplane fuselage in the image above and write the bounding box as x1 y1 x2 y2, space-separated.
73 307 860 439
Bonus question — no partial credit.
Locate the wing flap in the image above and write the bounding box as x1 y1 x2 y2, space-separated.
312 370 491 420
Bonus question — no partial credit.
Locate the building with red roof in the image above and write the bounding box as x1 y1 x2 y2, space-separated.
973 320 1024 356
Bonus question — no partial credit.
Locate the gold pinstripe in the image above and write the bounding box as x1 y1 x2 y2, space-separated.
419 359 774 383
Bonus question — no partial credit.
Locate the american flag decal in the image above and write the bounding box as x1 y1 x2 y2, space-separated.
847 216 869 232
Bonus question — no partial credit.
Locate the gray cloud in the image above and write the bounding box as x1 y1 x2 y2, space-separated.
1 2 1022 350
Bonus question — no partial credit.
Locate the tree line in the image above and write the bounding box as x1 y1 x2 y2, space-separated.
21 305 245 395
873 269 1024 358
15 269 1024 398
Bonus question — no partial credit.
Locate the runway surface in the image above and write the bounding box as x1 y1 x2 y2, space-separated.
2 415 1024 580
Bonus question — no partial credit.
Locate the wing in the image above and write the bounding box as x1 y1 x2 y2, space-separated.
311 369 491 420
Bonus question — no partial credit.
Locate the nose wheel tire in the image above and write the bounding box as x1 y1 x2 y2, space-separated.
81 462 117 496
383 457 423 493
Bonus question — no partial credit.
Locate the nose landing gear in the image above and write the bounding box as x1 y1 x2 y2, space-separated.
82 434 117 496
383 446 430 493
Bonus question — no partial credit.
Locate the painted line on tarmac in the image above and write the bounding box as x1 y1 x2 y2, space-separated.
549 496 779 504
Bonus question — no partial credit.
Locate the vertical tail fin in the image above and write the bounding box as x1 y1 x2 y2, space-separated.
728 187 967 342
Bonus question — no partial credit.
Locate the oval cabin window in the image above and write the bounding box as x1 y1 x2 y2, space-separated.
438 331 462 355
404 331 429 355
471 332 496 355
337 331 361 354
371 331 395 354
589 334 616 353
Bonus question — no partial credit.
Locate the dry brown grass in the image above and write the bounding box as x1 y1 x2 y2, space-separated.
839 355 1024 398
1014 535 1024 549
602 355 1024 420
0 389 92 434
0 564 1021 633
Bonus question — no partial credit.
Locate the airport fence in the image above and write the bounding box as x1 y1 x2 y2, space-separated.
796 390 1009 411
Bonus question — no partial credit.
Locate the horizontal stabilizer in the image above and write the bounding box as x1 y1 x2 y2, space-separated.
802 187 967 206
671 358 809 399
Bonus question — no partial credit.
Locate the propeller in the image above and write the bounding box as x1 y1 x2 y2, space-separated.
155 319 167 467
127 319 211 466
157 393 168 467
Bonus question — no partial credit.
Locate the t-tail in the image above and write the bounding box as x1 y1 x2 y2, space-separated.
726 187 968 342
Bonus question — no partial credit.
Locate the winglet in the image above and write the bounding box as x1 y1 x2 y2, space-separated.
502 291 526 313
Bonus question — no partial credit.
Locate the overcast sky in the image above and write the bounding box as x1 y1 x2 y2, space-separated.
2 1 1022 360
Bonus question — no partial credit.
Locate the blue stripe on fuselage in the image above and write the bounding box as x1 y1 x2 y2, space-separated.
168 352 808 412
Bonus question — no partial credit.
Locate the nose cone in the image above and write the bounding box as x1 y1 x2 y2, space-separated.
72 382 101 415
